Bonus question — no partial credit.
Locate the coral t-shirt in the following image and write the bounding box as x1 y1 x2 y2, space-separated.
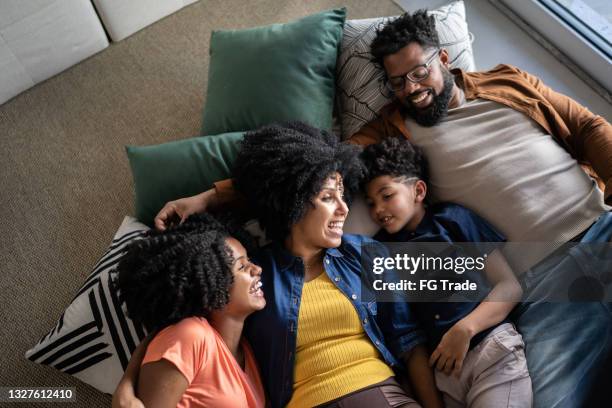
142 317 265 408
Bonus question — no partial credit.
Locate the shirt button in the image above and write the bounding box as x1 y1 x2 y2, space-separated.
351 294 357 300
363 318 368 325
375 340 380 345
325 258 330 264
434 314 440 320
334 277 340 282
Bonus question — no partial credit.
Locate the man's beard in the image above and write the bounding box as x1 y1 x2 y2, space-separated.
403 68 454 127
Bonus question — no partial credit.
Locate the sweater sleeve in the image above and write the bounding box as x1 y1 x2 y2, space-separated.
348 102 407 146
213 178 240 204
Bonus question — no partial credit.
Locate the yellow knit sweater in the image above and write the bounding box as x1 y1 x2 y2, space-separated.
286 272 394 407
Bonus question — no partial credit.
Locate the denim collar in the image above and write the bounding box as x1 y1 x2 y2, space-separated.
271 241 344 270
415 207 436 236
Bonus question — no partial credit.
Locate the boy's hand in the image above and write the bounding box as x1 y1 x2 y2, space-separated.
429 320 473 378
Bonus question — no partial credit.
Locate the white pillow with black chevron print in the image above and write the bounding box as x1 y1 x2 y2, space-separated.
336 1 476 140
25 216 149 394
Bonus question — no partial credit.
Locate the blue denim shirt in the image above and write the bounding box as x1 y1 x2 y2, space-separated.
375 203 507 350
244 234 425 408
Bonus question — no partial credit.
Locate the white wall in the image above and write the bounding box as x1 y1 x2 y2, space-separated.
393 0 612 119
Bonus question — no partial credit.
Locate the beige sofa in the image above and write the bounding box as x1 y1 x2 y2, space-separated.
0 0 200 105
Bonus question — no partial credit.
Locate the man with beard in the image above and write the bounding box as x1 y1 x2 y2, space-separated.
349 10 612 408
154 10 611 408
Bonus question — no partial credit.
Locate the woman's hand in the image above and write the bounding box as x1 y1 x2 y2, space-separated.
429 320 473 378
154 189 218 231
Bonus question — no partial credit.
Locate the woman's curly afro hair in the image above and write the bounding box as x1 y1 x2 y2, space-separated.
233 121 364 241
114 213 255 333
371 10 440 68
361 137 429 186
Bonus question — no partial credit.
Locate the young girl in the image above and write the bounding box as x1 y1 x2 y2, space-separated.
361 137 532 407
113 213 266 408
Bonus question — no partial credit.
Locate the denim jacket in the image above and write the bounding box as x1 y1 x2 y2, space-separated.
244 234 425 408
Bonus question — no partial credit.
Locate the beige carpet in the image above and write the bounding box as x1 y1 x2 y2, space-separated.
0 0 401 406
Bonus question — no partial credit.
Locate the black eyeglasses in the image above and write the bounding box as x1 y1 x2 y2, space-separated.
385 49 440 92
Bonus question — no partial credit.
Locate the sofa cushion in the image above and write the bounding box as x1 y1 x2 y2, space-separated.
25 216 149 394
201 8 346 135
336 1 475 139
0 0 108 105
91 0 199 42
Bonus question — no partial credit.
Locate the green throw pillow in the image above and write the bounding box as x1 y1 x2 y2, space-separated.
201 8 346 135
126 132 244 226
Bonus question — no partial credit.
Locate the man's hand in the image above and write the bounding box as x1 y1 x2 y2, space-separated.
154 189 217 231
112 335 153 408
112 380 145 408
429 320 473 378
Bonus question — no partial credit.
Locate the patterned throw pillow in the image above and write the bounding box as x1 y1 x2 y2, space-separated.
25 217 149 394
336 1 475 140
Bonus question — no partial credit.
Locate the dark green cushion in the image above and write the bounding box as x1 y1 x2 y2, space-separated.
126 132 244 226
201 8 346 135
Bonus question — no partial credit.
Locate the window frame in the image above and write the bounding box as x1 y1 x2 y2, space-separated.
497 0 611 97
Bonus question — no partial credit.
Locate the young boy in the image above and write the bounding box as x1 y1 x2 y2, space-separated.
361 137 532 407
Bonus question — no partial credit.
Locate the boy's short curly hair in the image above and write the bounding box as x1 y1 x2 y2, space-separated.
361 137 428 186
233 122 364 241
371 10 439 68
114 213 254 333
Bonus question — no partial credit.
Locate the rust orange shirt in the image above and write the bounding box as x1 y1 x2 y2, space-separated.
142 317 265 408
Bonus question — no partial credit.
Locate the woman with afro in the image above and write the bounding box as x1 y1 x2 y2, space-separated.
118 122 442 408
113 213 266 408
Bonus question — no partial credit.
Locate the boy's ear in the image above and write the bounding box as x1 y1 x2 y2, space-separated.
414 180 427 203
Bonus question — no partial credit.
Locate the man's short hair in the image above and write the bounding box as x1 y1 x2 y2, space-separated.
371 10 439 68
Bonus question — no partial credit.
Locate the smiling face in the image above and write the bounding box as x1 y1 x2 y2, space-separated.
365 175 427 234
222 237 266 317
383 42 456 127
290 173 349 251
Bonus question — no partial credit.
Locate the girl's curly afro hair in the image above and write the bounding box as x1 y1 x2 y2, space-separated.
114 213 255 333
371 10 440 68
360 137 429 186
233 121 364 241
